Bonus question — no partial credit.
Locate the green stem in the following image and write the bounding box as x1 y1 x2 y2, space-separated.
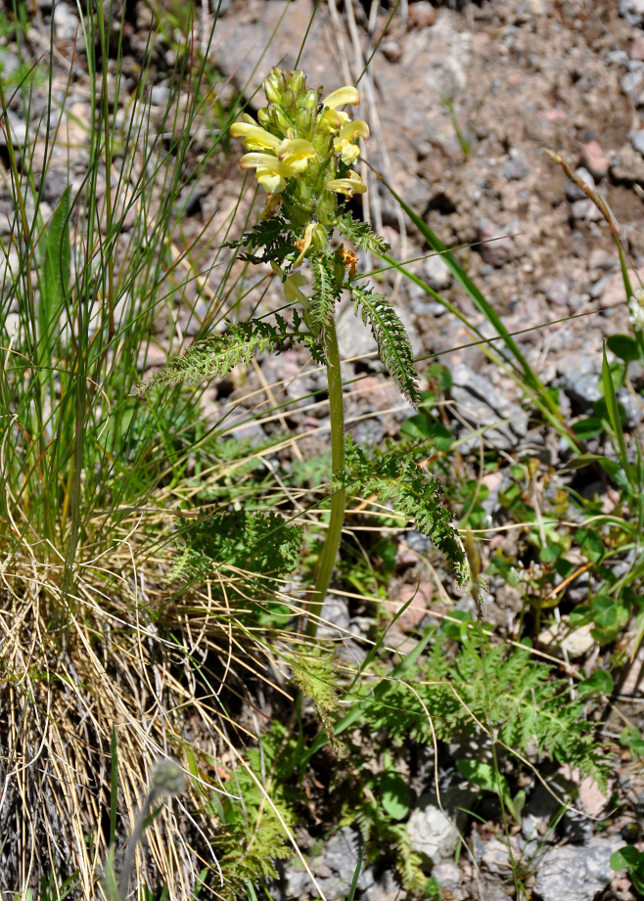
305 314 346 639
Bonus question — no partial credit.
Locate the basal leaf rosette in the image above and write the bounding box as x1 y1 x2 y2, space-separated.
230 68 369 234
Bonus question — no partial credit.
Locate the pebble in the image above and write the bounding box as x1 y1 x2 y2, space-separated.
53 1 78 40
580 140 610 179
407 796 460 866
533 838 623 901
621 64 644 98
631 128 644 157
476 218 513 268
619 0 644 27
632 36 644 60
611 143 644 182
501 151 531 181
570 198 602 222
423 252 452 290
450 362 528 451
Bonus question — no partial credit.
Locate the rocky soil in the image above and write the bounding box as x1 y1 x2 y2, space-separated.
4 0 644 898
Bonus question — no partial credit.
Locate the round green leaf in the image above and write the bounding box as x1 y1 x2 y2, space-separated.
376 771 410 820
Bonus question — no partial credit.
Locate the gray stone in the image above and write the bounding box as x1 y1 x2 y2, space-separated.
631 128 644 157
562 371 602 412
617 386 644 427
533 838 623 901
570 198 602 222
620 0 644 26
622 65 644 97
53 2 78 40
423 252 452 291
450 362 528 450
501 151 531 181
407 797 460 866
317 595 350 641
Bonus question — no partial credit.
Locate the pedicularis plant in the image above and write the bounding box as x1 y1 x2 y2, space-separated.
140 68 464 635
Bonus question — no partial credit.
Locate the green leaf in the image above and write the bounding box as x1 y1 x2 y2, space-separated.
571 416 604 440
575 528 605 563
400 416 452 450
376 771 410 820
351 286 421 407
42 185 71 310
578 670 613 698
621 727 644 758
457 759 513 807
607 333 640 363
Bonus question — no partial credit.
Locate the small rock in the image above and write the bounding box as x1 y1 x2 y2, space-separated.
407 1 436 28
539 276 569 307
502 151 531 181
318 595 350 641
580 140 610 179
631 36 644 60
450 362 528 451
533 838 623 901
431 862 467 901
617 386 644 428
53 1 78 40
481 838 512 877
620 0 644 27
393 582 432 631
423 253 452 291
563 371 602 412
621 65 644 98
407 796 460 866
610 143 644 182
570 198 602 222
476 218 513 268
337 307 378 362
631 129 644 157
538 621 595 659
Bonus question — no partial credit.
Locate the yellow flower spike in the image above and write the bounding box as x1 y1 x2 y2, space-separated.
333 120 369 166
278 138 317 174
326 170 367 197
230 121 281 152
240 152 291 193
321 85 360 109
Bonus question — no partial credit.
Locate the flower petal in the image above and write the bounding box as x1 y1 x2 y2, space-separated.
278 138 317 173
230 121 281 151
321 85 360 109
326 171 367 197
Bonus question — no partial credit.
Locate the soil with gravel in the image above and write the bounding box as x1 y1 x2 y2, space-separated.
5 0 644 898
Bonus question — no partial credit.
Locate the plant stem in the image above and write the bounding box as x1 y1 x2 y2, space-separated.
305 314 346 639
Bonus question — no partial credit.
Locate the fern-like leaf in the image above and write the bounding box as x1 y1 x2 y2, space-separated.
336 212 390 256
132 316 302 395
226 215 296 265
339 440 467 581
309 255 340 333
351 286 421 408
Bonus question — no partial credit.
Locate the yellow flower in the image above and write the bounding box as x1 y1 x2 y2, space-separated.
333 120 369 165
278 138 316 173
326 170 367 197
321 85 360 109
240 152 292 193
230 120 281 152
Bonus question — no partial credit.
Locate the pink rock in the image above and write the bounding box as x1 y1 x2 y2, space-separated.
392 582 432 631
631 36 644 61
580 140 610 179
